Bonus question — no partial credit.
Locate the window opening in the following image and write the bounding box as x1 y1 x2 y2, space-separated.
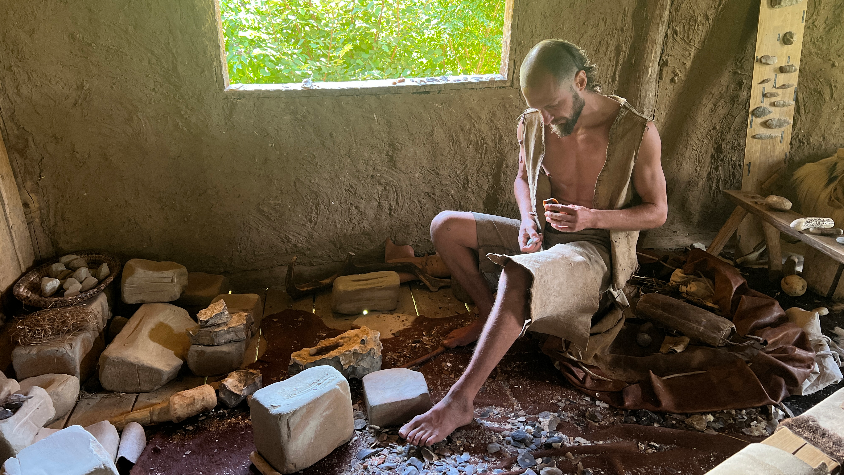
218 0 510 88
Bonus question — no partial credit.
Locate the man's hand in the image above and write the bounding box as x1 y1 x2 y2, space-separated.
544 202 596 232
518 218 542 253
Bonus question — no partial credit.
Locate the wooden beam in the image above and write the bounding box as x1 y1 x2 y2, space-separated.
708 206 749 257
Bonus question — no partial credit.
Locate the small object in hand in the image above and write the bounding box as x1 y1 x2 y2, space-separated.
526 236 539 247
543 198 559 206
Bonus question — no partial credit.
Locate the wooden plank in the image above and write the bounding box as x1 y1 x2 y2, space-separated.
725 190 844 264
410 283 467 319
67 393 137 428
0 127 35 274
763 221 783 278
794 443 840 472
737 0 808 255
803 246 843 299
761 427 807 454
708 206 748 256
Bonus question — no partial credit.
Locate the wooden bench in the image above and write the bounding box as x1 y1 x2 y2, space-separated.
709 190 844 277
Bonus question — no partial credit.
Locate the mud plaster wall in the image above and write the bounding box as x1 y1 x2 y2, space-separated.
0 0 841 289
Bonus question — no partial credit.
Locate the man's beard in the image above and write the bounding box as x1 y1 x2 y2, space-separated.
550 90 585 137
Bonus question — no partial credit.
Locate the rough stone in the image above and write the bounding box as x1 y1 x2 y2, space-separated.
751 106 772 118
770 0 803 8
211 293 263 335
169 384 217 422
2 425 119 475
289 327 382 379
362 368 432 427
65 285 82 298
47 262 66 278
332 271 401 315
120 259 188 304
776 83 795 89
63 277 81 290
0 386 55 462
67 257 88 271
40 277 59 297
96 263 110 280
80 276 99 292
188 311 249 346
218 369 263 408
18 374 80 425
759 55 777 65
249 365 353 474
772 100 795 107
197 299 231 327
59 254 79 266
99 303 193 392
764 117 792 129
107 316 129 343
782 31 795 45
13 329 104 380
752 133 779 140
0 374 19 402
72 267 91 282
175 273 229 307
763 91 779 98
780 64 797 73
186 340 246 376
85 421 119 462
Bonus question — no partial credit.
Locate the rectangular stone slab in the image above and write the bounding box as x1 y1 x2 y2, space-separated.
249 366 353 474
98 303 193 392
0 386 55 462
363 368 432 427
186 339 247 376
211 293 264 335
332 271 400 315
12 329 104 381
121 259 188 304
2 425 118 475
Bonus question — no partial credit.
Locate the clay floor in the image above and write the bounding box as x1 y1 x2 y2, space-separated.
17 252 844 475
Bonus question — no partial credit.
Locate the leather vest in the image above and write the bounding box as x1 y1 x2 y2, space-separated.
518 95 649 295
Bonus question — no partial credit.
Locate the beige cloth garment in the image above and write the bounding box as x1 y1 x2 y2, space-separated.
706 444 817 475
485 96 649 358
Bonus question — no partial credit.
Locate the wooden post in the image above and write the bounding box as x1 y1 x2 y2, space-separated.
736 0 808 255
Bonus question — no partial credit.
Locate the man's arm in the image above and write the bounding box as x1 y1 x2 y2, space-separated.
544 121 667 232
514 120 543 252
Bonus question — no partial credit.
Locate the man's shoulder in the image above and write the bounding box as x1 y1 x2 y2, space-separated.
605 95 650 123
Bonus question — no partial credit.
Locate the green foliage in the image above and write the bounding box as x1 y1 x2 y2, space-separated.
221 0 506 84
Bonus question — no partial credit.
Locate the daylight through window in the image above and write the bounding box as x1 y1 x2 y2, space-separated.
220 0 508 86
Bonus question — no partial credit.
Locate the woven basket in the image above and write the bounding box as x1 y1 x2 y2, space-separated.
13 252 122 308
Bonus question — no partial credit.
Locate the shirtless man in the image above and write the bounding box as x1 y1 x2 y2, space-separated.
399 40 667 446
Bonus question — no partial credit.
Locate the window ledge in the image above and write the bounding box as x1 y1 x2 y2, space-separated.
223 73 511 96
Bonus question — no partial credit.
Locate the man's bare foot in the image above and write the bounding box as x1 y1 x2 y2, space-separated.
399 392 475 446
442 318 486 348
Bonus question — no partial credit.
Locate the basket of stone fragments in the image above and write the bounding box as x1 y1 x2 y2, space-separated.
13 252 122 308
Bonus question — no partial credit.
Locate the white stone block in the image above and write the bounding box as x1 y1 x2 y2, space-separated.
0 386 55 462
211 293 264 334
120 259 188 304
12 329 103 380
332 271 400 315
2 425 118 475
18 374 80 425
99 303 193 392
82 293 111 332
362 368 432 427
85 421 119 462
249 366 353 474
0 373 19 402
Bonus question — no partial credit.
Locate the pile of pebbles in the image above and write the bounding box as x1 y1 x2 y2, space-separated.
39 254 109 298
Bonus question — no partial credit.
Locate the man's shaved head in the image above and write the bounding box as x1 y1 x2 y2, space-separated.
520 40 601 93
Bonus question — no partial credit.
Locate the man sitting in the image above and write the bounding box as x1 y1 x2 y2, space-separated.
399 39 668 446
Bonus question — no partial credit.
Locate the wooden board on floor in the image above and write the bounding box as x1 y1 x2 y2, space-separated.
67 393 138 428
410 283 467 319
132 377 206 412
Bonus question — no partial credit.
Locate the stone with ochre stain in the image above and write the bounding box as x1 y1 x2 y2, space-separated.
288 327 381 380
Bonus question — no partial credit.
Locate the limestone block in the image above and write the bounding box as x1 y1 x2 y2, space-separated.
186 340 246 376
18 374 80 425
218 369 263 408
332 271 400 315
188 312 249 346
99 303 193 392
12 329 104 380
82 292 112 332
2 425 119 475
211 293 264 334
85 421 119 462
0 374 19 402
362 368 432 427
106 316 128 343
120 259 188 304
169 384 217 422
175 273 230 307
0 386 55 462
289 327 382 380
249 366 353 474
116 422 146 469
33 427 58 444
196 300 230 327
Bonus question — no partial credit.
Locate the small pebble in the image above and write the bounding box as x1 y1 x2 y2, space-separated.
80 276 99 292
41 277 60 297
64 282 82 296
354 418 367 430
59 254 79 265
0 408 12 420
47 262 67 278
541 468 564 475
517 452 537 468
487 443 501 454
72 267 91 282
62 277 80 290
97 263 110 280
67 257 88 270
356 448 380 460
401 467 419 475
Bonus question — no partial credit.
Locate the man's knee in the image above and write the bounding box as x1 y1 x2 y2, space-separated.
500 261 532 293
430 211 475 246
